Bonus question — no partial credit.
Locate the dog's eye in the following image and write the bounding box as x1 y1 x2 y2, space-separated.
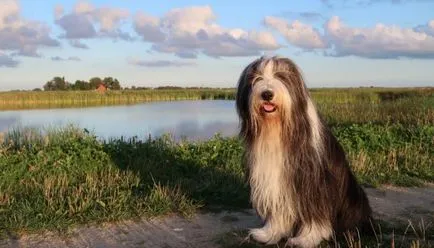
251 76 262 85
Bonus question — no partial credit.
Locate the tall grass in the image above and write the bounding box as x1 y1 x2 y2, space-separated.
0 89 235 110
1 87 433 125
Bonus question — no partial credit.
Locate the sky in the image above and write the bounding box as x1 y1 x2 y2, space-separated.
0 0 434 90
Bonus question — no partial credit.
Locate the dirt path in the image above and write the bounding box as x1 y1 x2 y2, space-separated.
1 186 433 248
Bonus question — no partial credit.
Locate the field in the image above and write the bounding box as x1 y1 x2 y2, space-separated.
0 87 433 246
0 89 235 110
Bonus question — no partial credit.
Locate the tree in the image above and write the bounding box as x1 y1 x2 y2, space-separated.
43 76 71 91
89 77 103 89
73 80 91 90
103 77 121 90
42 76 123 91
43 81 54 91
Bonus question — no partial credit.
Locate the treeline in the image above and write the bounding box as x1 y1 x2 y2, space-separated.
123 86 235 90
43 77 121 91
40 77 234 92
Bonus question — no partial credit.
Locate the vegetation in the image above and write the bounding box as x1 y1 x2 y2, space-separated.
0 124 433 236
0 87 433 244
43 76 121 91
0 88 235 110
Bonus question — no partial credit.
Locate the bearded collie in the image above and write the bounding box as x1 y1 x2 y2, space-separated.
235 56 372 247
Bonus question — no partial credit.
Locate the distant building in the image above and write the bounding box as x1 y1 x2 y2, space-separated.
96 83 107 93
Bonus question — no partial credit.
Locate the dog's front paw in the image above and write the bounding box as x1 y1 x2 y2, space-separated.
285 236 320 248
248 227 281 245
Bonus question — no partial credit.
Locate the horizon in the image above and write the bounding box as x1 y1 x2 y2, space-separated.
1 0 434 91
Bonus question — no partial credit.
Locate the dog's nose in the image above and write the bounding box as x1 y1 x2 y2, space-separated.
261 90 274 101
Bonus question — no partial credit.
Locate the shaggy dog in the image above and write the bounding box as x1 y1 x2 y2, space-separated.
235 56 372 247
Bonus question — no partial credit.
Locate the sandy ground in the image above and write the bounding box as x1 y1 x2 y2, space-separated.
1 186 433 248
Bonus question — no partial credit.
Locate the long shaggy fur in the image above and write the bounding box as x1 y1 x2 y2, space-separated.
235 56 372 247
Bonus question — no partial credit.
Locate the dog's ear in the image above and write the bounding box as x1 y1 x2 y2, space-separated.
236 58 261 119
236 65 249 119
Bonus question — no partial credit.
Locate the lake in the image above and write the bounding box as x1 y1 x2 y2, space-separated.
0 100 240 141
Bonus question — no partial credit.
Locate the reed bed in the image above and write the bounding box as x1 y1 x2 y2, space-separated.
0 89 235 110
1 87 433 125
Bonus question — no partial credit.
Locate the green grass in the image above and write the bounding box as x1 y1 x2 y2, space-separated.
0 122 433 237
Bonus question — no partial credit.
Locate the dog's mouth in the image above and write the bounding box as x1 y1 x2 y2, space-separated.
262 102 276 113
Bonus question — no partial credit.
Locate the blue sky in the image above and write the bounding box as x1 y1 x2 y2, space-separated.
1 0 433 90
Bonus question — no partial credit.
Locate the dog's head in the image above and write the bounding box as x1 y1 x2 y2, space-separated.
236 56 309 129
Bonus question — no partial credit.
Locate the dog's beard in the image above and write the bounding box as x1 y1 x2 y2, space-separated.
246 77 298 239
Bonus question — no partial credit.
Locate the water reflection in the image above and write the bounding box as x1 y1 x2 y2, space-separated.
0 116 19 132
0 100 240 141
153 120 239 141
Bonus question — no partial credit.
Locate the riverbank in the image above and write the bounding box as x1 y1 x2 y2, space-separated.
1 123 433 238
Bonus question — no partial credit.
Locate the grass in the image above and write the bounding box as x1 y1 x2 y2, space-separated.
0 87 433 245
0 122 433 237
1 87 433 125
0 89 235 110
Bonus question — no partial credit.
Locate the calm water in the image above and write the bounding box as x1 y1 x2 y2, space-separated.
0 100 240 141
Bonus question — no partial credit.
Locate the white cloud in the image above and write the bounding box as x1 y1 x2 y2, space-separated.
264 16 328 49
51 56 81 61
133 6 281 58
321 0 431 8
414 20 434 36
324 16 434 59
263 14 434 59
127 58 196 67
55 1 132 48
69 40 89 49
0 0 59 66
0 52 18 67
133 12 165 43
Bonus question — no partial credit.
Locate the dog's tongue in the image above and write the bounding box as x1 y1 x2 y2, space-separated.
263 104 275 112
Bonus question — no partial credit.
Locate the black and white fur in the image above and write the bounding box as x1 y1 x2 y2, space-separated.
235 56 372 247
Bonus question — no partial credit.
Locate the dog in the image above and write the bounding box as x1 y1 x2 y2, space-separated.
235 56 372 247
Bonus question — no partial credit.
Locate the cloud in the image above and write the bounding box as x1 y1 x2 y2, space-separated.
263 15 434 59
133 6 281 58
414 20 434 36
54 4 64 19
133 12 166 43
364 0 432 4
320 0 334 8
51 56 81 61
69 40 89 49
0 53 19 67
321 0 430 7
0 0 59 65
55 1 132 48
127 58 196 67
68 56 81 61
264 16 328 49
324 16 434 59
280 11 325 22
